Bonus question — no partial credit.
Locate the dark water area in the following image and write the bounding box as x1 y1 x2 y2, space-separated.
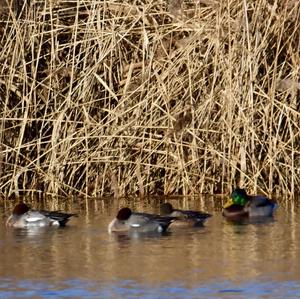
0 196 300 298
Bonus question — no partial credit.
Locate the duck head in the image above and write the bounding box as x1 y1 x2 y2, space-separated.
116 207 132 221
12 202 30 216
223 188 250 208
108 207 132 233
160 203 174 215
6 202 30 227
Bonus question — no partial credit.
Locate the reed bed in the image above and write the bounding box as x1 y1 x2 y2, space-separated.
0 0 299 198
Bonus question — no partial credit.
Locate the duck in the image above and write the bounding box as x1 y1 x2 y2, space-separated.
6 202 77 228
108 207 175 233
160 202 212 227
222 188 277 219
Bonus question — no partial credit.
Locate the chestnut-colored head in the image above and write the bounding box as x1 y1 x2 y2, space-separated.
116 207 132 221
12 202 30 216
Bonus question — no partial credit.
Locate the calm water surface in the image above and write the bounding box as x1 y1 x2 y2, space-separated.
0 197 300 298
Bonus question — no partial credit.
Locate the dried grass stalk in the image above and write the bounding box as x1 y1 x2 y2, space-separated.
0 0 300 198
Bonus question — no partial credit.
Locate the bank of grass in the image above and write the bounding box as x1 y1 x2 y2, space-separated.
0 0 299 198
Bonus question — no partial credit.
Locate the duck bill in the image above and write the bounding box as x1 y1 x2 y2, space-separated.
223 198 234 209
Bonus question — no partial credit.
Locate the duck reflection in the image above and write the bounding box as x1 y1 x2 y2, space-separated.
224 215 276 226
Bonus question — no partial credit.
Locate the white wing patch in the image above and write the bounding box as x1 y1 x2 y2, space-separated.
25 212 46 223
130 223 141 228
25 216 45 222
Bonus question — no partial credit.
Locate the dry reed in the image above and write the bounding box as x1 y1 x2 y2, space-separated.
0 0 300 198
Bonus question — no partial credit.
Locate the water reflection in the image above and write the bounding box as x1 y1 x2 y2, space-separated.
0 197 300 298
1 278 300 298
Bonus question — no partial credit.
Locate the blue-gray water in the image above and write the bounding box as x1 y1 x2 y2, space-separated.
0 197 299 298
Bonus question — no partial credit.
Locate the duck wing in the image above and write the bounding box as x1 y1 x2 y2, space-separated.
249 195 273 208
127 213 151 227
130 212 176 231
247 195 277 217
25 211 48 223
38 210 77 226
175 209 212 220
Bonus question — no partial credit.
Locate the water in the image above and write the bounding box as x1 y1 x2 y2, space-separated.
0 197 300 298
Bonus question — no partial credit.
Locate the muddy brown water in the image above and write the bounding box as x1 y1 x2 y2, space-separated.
0 196 299 298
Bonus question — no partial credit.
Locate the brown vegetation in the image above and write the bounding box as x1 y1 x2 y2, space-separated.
0 0 299 198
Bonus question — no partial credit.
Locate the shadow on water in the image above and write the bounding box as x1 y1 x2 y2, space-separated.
0 196 300 298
